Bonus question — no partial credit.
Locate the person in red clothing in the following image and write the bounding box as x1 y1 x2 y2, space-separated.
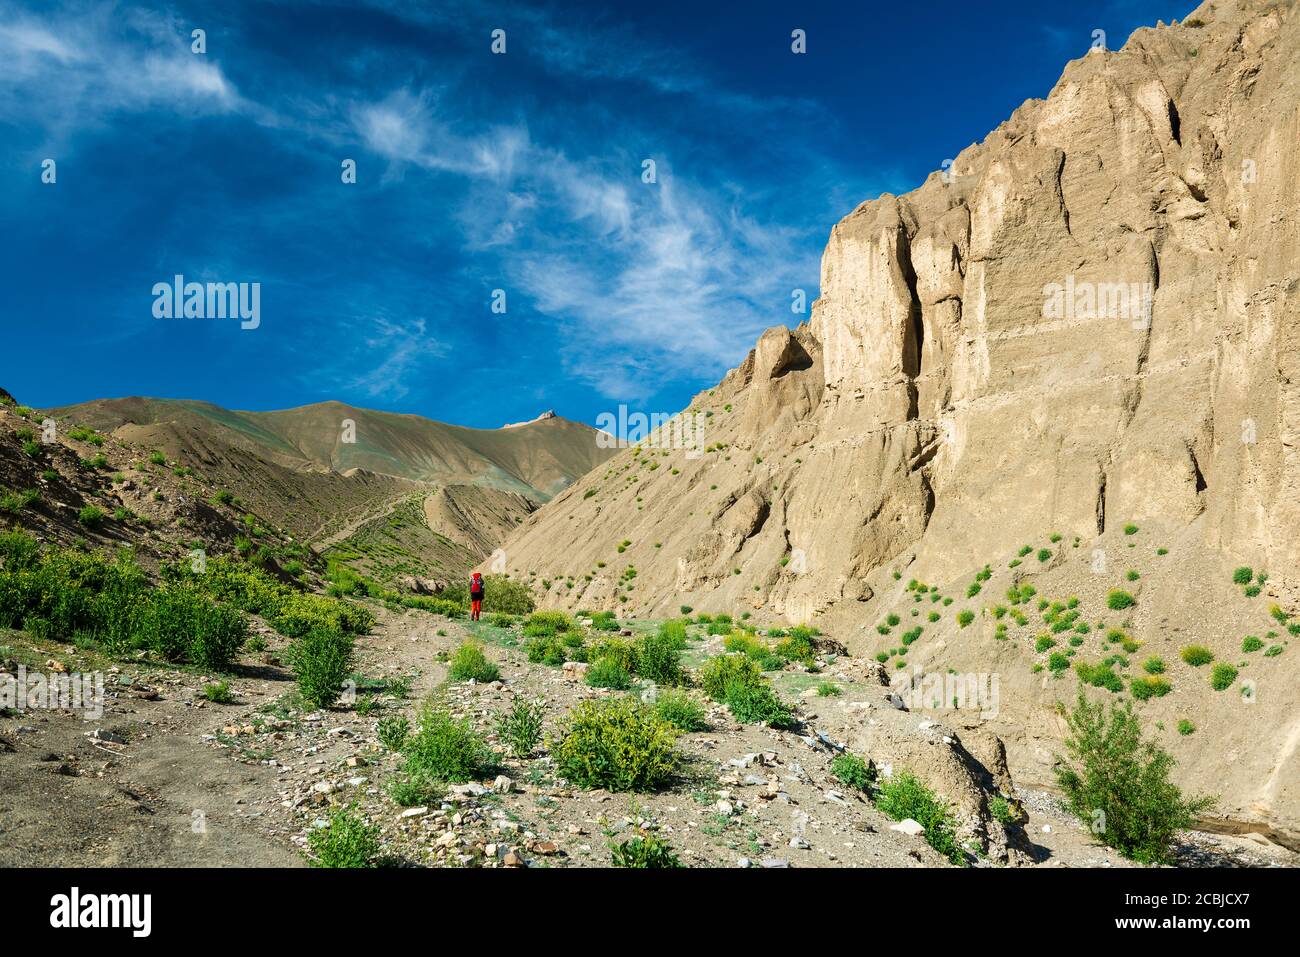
469 571 485 621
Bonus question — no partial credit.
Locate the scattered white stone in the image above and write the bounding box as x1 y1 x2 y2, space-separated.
890 818 926 837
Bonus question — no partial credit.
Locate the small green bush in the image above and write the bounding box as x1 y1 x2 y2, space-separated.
698 653 762 699
586 655 633 690
290 627 355 708
403 704 495 783
497 697 546 757
551 697 678 791
653 690 707 732
1054 690 1215 865
1142 657 1165 674
1241 635 1264 653
957 609 975 628
723 678 794 727
77 505 105 528
1130 676 1171 700
1106 590 1135 610
201 680 234 703
1180 644 1214 667
831 752 875 791
610 833 683 868
447 641 500 683
307 804 379 868
875 772 962 865
1231 566 1253 585
377 715 410 751
1075 660 1124 692
1209 663 1238 691
636 630 684 684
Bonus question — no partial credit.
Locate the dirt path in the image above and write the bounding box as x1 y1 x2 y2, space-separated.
3 607 1294 869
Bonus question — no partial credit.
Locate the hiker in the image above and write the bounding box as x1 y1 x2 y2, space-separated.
469 571 485 621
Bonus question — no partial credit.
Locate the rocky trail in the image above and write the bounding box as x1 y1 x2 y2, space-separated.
2 603 1292 869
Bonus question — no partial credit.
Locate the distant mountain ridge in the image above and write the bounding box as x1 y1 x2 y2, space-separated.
50 396 612 503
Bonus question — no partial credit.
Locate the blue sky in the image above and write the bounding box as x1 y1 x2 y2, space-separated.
0 0 1193 429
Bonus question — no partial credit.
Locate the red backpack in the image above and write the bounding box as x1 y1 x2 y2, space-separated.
470 573 483 594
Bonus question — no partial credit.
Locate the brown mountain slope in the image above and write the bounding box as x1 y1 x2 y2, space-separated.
52 396 612 502
491 0 1300 842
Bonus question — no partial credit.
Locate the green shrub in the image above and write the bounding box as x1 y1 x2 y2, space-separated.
1142 657 1165 675
0 488 39 514
290 627 355 708
386 771 442 807
1177 719 1195 736
497 697 546 757
270 590 373 638
447 641 500 683
989 795 1018 825
307 804 379 868
724 678 794 727
523 609 573 634
586 655 633 690
201 680 234 703
657 618 689 648
610 834 683 868
698 653 762 699
77 505 105 528
774 626 816 663
0 529 39 570
551 697 678 791
1209 663 1238 691
1180 644 1214 667
1106 590 1135 610
589 610 620 632
1241 635 1264 653
1054 690 1215 865
377 715 410 751
653 690 707 732
403 704 495 783
636 631 684 684
1129 676 1171 700
831 752 875 791
1231 566 1253 585
875 772 962 865
140 584 247 669
957 610 975 628
1074 660 1124 692
816 681 842 697
1123 524 1139 535
1048 651 1071 674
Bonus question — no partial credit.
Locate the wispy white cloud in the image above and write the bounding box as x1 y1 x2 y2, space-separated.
0 1 241 141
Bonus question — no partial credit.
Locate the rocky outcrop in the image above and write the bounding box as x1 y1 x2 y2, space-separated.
494 0 1300 840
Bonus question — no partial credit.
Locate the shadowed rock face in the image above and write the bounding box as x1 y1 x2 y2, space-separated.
495 1 1300 841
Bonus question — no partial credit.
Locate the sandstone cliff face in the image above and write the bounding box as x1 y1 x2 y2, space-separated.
494 1 1300 839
